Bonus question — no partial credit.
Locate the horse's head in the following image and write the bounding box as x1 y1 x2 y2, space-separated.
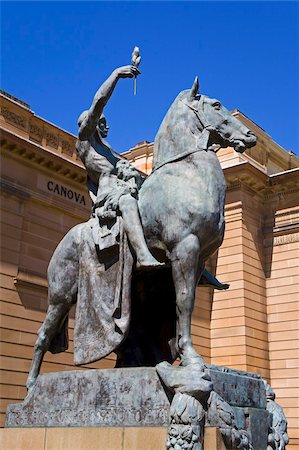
153 77 257 168
179 77 257 153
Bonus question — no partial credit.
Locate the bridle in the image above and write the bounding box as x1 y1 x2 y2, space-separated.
180 95 216 133
151 95 217 174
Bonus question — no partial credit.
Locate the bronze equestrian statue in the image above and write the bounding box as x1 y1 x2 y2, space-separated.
26 66 256 390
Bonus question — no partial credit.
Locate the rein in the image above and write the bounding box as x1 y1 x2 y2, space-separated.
151 96 215 174
151 145 208 173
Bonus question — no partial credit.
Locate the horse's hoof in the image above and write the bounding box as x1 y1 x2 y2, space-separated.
180 354 205 368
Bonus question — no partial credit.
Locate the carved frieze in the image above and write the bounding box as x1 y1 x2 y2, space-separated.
45 131 58 148
61 139 74 156
1 107 27 129
29 122 43 142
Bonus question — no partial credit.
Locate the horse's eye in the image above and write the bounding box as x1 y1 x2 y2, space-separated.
213 102 221 109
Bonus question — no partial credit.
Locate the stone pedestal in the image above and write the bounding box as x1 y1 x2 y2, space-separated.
6 366 270 449
0 427 229 450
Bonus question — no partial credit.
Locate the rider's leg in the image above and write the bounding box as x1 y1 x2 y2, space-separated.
118 194 163 268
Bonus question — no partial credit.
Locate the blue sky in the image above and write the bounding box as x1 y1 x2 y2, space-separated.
1 1 298 154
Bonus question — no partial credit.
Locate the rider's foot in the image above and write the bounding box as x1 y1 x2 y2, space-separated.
136 256 165 270
198 268 230 290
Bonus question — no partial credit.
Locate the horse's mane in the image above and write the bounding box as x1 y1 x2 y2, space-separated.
153 90 204 168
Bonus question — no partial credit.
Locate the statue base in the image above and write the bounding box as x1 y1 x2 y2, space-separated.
6 366 270 449
0 427 229 450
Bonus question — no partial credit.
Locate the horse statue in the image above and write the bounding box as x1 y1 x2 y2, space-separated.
26 77 256 389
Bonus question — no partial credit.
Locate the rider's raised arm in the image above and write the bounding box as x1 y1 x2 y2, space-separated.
78 65 139 141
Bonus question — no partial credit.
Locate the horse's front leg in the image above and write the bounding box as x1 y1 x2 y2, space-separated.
171 234 204 366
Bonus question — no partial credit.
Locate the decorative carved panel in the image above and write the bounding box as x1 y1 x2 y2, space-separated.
1 107 27 129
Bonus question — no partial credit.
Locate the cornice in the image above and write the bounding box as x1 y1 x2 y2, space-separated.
224 161 299 199
1 128 86 186
0 92 76 141
1 91 297 202
264 169 299 200
123 142 153 160
0 90 30 110
224 161 268 194
269 167 299 184
233 110 299 169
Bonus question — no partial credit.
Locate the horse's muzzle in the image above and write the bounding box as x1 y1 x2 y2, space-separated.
245 131 257 148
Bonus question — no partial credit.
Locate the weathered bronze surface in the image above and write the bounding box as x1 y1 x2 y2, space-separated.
8 56 288 449
25 70 257 388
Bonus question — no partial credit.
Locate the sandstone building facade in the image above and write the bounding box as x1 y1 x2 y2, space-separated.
1 91 298 448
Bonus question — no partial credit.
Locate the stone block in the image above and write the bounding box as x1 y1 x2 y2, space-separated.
45 427 123 450
207 365 266 408
6 367 169 428
123 427 166 450
6 366 266 428
0 427 46 450
0 427 231 450
204 428 226 450
6 365 269 449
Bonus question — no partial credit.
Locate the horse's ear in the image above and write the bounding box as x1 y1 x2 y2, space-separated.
190 76 199 99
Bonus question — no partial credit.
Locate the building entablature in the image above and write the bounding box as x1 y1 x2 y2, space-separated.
224 161 299 199
1 127 86 186
124 110 299 177
1 90 298 209
1 90 81 171
0 93 91 218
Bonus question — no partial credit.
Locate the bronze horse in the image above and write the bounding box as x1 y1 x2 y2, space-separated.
26 78 256 389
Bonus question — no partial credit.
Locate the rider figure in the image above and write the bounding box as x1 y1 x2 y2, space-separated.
76 65 162 269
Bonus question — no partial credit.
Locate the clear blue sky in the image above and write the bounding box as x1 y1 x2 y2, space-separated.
2 1 298 154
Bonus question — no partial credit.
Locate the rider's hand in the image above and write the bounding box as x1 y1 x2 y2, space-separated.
115 65 140 79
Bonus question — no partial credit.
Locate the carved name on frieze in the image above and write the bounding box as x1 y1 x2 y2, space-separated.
273 232 299 246
37 174 88 207
47 181 86 205
1 107 27 129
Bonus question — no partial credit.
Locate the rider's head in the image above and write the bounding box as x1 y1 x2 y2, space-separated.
77 111 109 139
97 115 109 138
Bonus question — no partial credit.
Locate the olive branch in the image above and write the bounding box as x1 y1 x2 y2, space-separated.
131 46 141 96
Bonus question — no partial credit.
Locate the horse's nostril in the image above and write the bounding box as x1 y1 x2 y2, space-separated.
247 130 255 137
224 133 230 138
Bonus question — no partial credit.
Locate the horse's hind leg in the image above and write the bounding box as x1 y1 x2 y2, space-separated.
26 301 71 390
26 223 81 390
171 234 204 366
